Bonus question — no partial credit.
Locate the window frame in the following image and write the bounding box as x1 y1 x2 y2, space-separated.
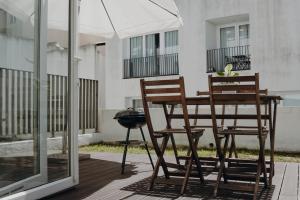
217 21 249 48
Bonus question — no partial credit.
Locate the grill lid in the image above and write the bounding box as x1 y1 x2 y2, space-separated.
113 108 144 119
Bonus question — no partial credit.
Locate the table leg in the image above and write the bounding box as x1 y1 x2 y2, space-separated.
268 99 278 186
271 101 278 176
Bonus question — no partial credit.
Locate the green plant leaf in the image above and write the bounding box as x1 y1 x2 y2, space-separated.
216 71 225 76
224 64 233 74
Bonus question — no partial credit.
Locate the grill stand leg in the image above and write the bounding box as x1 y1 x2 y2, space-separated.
121 128 131 174
140 127 154 169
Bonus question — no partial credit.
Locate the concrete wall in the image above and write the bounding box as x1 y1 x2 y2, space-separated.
101 0 300 110
100 107 300 152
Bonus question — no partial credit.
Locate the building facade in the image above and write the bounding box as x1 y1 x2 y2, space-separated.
100 0 300 110
98 0 300 152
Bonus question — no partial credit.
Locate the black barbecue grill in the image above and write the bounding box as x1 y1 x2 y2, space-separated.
114 108 154 174
114 109 146 129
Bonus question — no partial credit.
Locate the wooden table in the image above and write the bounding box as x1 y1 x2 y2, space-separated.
155 95 282 186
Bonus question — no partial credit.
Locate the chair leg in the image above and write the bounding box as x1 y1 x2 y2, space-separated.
170 133 181 165
184 136 200 166
253 158 262 200
140 127 154 169
214 157 225 197
222 135 230 183
260 138 268 187
149 135 169 191
190 137 205 183
214 135 229 197
229 135 238 158
228 134 238 168
181 154 193 195
121 128 131 174
181 136 201 194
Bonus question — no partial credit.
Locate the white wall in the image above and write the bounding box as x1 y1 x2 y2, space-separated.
100 107 300 152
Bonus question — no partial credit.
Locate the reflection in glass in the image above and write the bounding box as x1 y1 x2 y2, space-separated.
0 0 71 197
130 36 143 58
0 1 39 195
220 26 235 48
239 24 249 46
47 0 70 182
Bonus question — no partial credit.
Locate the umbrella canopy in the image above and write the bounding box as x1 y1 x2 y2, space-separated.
0 0 182 42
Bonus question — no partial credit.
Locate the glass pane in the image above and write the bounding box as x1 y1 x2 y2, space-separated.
165 30 178 54
220 26 235 48
47 0 70 182
0 0 36 186
146 34 155 56
239 24 249 46
130 36 143 58
0 0 41 195
146 33 160 56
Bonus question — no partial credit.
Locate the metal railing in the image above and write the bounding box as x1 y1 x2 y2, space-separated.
0 67 98 140
207 45 250 73
123 53 179 79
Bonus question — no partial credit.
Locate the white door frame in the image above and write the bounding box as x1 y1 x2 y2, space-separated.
2 0 79 199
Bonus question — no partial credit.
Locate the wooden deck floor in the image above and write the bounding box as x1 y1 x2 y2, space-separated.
44 152 299 200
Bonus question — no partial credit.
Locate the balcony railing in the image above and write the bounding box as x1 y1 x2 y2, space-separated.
207 45 250 73
123 53 179 79
0 67 98 141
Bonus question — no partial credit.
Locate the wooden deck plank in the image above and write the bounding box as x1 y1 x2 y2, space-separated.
43 153 297 200
278 162 298 200
270 162 287 200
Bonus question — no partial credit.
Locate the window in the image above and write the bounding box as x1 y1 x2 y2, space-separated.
220 26 235 48
239 24 249 46
146 33 160 56
165 30 178 54
220 24 249 47
130 36 143 58
124 31 179 79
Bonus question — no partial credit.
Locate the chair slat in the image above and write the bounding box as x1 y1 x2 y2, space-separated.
211 75 256 83
143 79 181 86
145 95 181 103
212 85 256 92
212 93 257 101
145 87 181 94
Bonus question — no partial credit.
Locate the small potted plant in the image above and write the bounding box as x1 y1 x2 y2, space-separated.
216 64 239 77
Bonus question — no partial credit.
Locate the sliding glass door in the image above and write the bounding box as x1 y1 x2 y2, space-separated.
0 0 78 198
0 0 47 197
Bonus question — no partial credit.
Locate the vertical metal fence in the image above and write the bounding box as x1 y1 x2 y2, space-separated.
207 45 250 73
79 78 98 133
0 67 99 140
123 53 179 79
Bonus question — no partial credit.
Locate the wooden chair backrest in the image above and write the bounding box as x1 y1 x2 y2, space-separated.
140 77 191 138
208 73 263 138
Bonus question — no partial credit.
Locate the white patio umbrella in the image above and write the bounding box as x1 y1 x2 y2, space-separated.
0 0 182 43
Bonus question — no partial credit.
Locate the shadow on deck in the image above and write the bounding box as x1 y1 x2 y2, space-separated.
44 158 138 200
43 153 297 200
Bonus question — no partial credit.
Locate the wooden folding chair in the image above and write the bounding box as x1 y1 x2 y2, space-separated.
227 89 268 159
140 77 205 194
208 73 269 200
